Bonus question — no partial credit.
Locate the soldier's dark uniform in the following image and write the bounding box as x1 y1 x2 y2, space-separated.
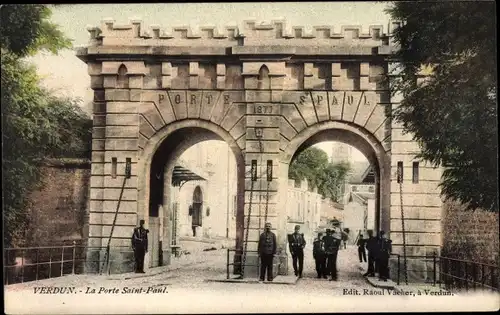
131 220 149 273
357 235 367 263
258 223 277 282
377 231 392 281
323 230 341 281
313 233 327 278
363 230 379 277
288 226 306 278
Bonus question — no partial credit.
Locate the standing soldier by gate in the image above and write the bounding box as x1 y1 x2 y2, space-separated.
363 229 378 277
258 222 277 282
357 232 367 263
131 220 149 273
288 225 306 278
377 230 392 281
313 232 327 279
323 228 341 281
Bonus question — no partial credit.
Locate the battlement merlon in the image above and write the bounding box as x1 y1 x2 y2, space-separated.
80 18 402 53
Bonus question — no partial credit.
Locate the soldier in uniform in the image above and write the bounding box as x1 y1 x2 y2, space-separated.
258 222 277 282
363 229 379 277
131 219 149 273
357 232 367 263
313 232 327 279
378 230 392 281
323 228 341 281
288 225 306 278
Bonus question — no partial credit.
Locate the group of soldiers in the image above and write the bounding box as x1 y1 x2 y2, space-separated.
357 229 393 281
258 223 343 281
311 228 343 281
257 223 393 282
131 220 392 282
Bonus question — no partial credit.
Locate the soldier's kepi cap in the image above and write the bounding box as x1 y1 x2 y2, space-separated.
326 228 332 233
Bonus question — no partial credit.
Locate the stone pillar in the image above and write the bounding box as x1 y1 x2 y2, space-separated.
240 62 286 278
388 62 443 282
277 161 291 275
86 61 147 274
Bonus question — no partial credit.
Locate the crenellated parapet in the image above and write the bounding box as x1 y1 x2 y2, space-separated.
84 18 402 51
86 18 241 47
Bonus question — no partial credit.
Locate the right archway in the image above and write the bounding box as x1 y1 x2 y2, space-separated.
280 120 391 238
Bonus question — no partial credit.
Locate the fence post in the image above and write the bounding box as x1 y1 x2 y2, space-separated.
226 249 229 280
433 252 436 286
20 249 24 283
72 241 76 275
36 249 39 281
472 264 476 291
61 246 65 276
464 262 468 291
445 259 449 290
438 256 441 289
490 266 495 292
5 249 8 286
397 254 400 285
2 248 10 285
49 248 52 278
481 264 485 287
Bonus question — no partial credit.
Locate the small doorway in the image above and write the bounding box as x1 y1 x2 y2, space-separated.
191 186 203 236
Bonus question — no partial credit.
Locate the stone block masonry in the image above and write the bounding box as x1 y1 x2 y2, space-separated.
23 159 91 247
77 18 442 280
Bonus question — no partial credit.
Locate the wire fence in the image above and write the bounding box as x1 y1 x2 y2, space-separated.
6 242 498 291
226 248 255 279
439 256 499 292
3 242 133 285
393 253 499 293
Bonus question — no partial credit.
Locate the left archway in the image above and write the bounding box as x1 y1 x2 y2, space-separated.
137 119 246 267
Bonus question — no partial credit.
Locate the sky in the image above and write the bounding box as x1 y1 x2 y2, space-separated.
31 2 389 162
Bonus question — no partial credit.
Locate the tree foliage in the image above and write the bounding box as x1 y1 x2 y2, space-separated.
0 4 71 56
288 147 351 202
317 161 351 203
1 5 92 246
386 2 498 211
288 147 329 189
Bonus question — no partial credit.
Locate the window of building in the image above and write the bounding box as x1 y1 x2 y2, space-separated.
397 161 404 183
111 157 117 178
117 64 129 89
412 162 419 183
125 158 131 177
258 65 270 90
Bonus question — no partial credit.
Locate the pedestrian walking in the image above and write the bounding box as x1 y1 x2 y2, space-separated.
131 219 149 273
258 222 277 282
377 230 392 281
288 225 306 278
357 232 367 263
313 232 327 279
323 228 341 281
341 229 349 249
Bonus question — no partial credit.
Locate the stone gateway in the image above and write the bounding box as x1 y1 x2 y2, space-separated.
77 19 443 280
